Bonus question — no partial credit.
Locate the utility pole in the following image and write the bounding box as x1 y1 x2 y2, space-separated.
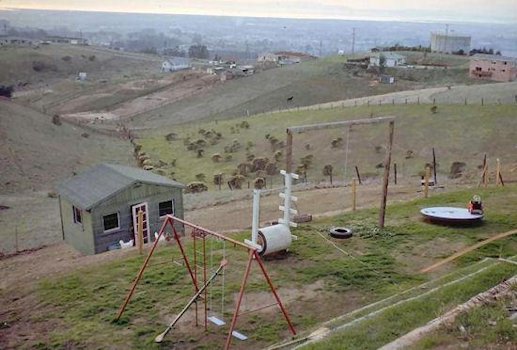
319 39 323 57
351 27 356 55
444 24 449 53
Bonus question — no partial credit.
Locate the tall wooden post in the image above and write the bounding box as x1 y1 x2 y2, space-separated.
432 148 437 185
286 130 293 173
379 121 394 228
355 166 362 185
137 209 144 255
496 158 501 187
424 166 430 198
394 163 397 185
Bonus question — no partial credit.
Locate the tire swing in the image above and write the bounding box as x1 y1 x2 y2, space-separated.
329 227 353 239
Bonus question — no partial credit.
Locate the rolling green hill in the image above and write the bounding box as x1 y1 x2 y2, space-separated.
129 53 479 129
137 104 517 189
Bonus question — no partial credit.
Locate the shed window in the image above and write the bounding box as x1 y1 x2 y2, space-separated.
73 206 82 224
159 200 175 217
103 213 120 232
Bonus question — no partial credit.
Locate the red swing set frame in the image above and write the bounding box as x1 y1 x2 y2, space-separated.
115 215 296 349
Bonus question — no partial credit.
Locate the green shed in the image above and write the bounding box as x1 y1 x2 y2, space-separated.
57 163 185 255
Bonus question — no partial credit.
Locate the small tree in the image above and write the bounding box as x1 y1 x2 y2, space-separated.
323 164 333 184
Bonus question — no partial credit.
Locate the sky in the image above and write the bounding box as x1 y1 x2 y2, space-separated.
1 0 516 23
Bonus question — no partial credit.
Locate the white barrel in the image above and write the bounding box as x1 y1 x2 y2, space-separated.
258 224 292 255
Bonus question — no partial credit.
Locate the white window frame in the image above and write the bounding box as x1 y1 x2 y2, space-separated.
102 212 120 233
159 199 175 219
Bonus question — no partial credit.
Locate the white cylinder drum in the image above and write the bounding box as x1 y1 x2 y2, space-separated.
258 224 292 255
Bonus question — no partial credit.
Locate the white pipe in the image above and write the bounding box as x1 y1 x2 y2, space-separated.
251 189 260 245
283 173 291 228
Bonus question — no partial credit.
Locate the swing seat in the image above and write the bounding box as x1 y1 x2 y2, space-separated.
232 330 248 340
208 315 226 326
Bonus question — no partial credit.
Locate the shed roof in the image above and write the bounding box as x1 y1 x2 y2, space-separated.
57 163 185 210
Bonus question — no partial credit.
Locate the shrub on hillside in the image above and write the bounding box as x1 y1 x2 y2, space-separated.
32 61 57 72
52 114 62 126
186 182 208 193
0 85 14 98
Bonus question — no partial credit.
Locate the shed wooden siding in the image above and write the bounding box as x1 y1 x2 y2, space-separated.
91 183 184 253
60 198 95 255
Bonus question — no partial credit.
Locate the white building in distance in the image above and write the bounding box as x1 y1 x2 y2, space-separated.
369 52 406 67
431 33 471 54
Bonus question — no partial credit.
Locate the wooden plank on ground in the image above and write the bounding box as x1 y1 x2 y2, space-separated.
420 229 517 273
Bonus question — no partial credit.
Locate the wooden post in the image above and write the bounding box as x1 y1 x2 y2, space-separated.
379 121 395 228
424 166 430 198
138 209 144 255
499 172 505 187
394 163 397 185
483 162 489 188
286 130 293 173
352 179 357 211
15 227 19 253
355 166 362 185
432 148 437 185
495 158 501 187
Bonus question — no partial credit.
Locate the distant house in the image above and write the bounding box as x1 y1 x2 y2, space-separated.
431 33 471 54
77 72 87 81
0 36 34 47
257 52 279 63
380 75 395 84
161 57 191 72
370 53 406 67
275 51 317 65
469 54 517 82
45 36 88 45
57 163 185 255
236 65 255 76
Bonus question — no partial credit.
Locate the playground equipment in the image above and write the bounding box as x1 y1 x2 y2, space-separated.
285 116 395 228
115 215 296 349
245 170 298 255
420 207 484 224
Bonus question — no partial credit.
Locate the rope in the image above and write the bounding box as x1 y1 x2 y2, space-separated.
221 240 226 317
315 231 396 284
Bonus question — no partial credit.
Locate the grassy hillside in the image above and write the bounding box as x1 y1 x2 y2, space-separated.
136 104 517 189
1 44 165 114
0 100 134 193
128 53 479 129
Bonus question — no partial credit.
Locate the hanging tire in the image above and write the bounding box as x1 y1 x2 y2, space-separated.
329 227 353 239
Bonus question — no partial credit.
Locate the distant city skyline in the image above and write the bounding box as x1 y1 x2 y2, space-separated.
1 0 516 23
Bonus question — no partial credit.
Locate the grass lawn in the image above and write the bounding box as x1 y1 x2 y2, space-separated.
12 185 515 349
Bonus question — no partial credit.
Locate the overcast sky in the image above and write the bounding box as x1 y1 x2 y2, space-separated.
1 0 516 23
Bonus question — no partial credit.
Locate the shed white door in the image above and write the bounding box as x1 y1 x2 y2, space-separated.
132 202 150 245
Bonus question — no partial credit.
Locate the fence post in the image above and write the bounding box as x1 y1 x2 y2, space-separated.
464 97 467 105
481 98 484 106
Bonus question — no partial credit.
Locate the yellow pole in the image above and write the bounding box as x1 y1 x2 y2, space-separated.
138 209 144 255
424 166 430 198
352 179 357 211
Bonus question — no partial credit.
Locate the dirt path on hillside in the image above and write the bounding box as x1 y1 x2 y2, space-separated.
61 73 219 122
